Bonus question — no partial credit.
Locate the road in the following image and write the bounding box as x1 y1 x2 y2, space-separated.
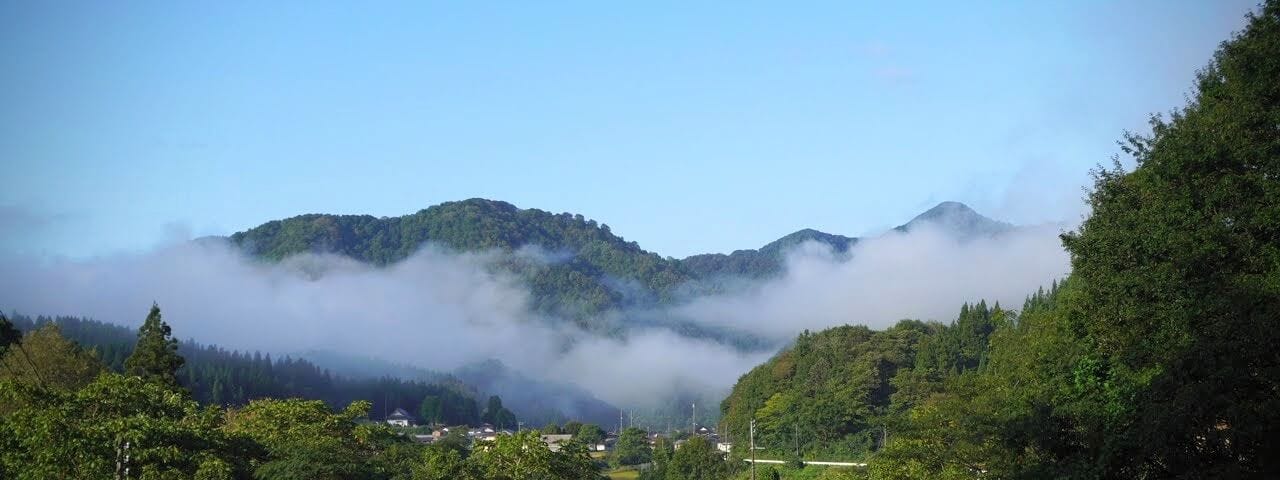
744 459 866 467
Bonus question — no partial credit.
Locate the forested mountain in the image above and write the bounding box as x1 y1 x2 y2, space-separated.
224 199 1009 325
680 228 858 279
229 199 691 323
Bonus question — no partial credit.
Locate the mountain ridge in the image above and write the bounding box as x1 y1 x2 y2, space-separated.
224 198 1005 270
219 199 1013 329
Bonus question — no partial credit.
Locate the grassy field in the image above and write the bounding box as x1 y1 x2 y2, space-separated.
606 467 640 479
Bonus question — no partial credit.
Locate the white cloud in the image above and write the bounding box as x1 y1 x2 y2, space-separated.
673 221 1071 341
0 219 1071 409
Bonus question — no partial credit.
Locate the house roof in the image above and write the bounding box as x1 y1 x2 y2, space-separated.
540 434 574 443
387 408 414 420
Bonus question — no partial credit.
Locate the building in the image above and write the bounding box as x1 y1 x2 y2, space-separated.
385 408 415 427
540 434 575 452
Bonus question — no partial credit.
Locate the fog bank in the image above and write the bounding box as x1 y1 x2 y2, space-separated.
674 222 1072 341
0 219 1070 410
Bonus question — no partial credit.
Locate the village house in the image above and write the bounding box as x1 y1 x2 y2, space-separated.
385 408 415 427
466 424 515 442
539 434 575 452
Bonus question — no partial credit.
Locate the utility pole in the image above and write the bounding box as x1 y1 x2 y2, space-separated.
750 419 757 480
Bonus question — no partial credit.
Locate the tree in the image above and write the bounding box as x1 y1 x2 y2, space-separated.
639 437 674 480
0 313 45 387
1056 2 1280 476
665 436 729 480
481 395 517 430
612 427 651 466
419 395 443 425
575 423 605 447
223 398 376 480
0 373 258 479
468 430 601 480
413 444 478 480
124 304 185 386
0 314 20 351
0 324 103 392
562 421 582 436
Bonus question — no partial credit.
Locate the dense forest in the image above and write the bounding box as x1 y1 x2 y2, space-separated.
5 312 627 428
722 3 1280 478
720 299 1011 460
6 313 484 426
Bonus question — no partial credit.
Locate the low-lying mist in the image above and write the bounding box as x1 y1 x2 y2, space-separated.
672 222 1072 342
0 219 1071 413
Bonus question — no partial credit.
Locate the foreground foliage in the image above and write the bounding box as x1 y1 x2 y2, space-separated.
0 310 602 480
7 313 486 426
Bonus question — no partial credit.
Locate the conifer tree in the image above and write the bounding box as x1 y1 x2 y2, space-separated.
0 313 21 351
124 303 185 386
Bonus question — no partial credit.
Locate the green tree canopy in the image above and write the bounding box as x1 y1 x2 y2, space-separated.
868 3 1280 478
223 398 378 480
664 436 729 480
0 373 257 479
575 423 605 446
124 304 185 386
481 395 518 430
467 430 601 480
0 324 104 392
612 427 652 466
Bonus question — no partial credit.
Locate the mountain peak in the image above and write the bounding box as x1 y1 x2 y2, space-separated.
919 201 977 217
897 201 1012 238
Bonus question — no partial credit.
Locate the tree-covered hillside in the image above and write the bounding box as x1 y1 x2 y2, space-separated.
7 314 484 426
227 198 1009 327
719 300 1010 460
680 229 857 280
723 3 1280 477
229 198 690 322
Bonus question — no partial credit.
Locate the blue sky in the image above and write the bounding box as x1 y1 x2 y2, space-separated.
0 1 1258 258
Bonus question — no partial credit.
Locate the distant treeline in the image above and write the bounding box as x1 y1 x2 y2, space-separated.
7 314 481 425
